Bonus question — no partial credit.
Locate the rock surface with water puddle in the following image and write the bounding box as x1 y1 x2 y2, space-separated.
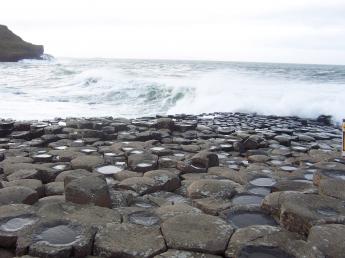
0 113 343 257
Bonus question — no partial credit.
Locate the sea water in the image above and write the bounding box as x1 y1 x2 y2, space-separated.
0 58 344 122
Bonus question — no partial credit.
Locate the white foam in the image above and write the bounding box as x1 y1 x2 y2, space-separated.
0 59 344 123
168 69 345 122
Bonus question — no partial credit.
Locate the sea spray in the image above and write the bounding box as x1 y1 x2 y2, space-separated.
0 58 344 121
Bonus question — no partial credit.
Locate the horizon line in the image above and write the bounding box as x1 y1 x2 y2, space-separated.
53 55 345 67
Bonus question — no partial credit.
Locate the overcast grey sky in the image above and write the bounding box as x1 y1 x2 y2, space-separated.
2 0 345 64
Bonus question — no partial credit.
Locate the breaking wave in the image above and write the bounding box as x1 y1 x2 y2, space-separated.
0 58 344 122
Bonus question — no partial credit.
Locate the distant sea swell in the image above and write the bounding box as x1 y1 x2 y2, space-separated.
0 58 344 122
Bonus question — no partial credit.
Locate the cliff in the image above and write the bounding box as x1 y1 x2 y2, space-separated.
0 25 44 62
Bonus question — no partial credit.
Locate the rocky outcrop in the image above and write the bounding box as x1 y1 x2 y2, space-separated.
0 25 43 62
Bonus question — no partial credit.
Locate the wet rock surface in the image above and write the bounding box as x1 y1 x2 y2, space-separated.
0 112 343 257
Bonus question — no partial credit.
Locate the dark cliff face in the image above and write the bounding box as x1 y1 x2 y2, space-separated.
0 25 44 62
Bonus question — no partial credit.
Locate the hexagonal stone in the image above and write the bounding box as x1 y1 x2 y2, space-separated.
279 193 345 235
191 151 219 168
37 203 121 228
0 204 38 248
271 179 317 193
113 170 143 181
308 224 345 258
220 206 277 229
65 175 111 208
226 225 323 258
94 223 166 258
248 154 270 163
154 249 222 258
187 179 237 199
45 182 64 196
146 191 190 207
118 177 158 195
37 195 66 206
6 169 41 182
0 186 38 205
155 203 202 221
144 170 181 192
313 168 345 186
161 214 233 254
128 153 158 172
1 179 44 198
2 163 40 177
207 167 242 184
55 169 91 184
273 135 292 146
16 220 95 258
0 215 39 248
193 197 232 215
318 178 345 200
155 118 175 130
70 155 104 171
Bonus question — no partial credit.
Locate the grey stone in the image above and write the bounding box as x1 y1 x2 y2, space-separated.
65 175 111 208
0 186 38 205
161 214 233 254
94 223 166 258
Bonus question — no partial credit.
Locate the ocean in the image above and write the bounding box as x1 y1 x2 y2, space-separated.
0 58 344 122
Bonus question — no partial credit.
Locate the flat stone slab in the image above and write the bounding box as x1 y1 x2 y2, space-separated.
161 213 233 254
64 175 111 208
144 169 181 192
318 178 345 200
279 193 345 235
155 203 202 221
187 179 237 199
16 220 95 258
118 176 159 195
0 186 38 206
128 153 158 172
94 223 166 258
308 224 345 258
226 225 324 258
154 249 222 258
70 155 104 171
0 212 39 248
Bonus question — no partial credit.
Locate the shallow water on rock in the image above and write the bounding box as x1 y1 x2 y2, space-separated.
247 187 271 196
280 166 298 172
324 170 345 180
130 150 144 154
128 212 160 226
231 195 264 206
104 152 117 157
0 217 37 232
96 165 123 175
137 163 153 168
317 207 338 216
304 173 314 181
54 146 68 150
226 212 277 228
80 148 97 154
150 147 165 151
52 164 67 170
132 200 156 208
249 178 276 187
34 154 52 158
37 225 79 246
238 246 295 258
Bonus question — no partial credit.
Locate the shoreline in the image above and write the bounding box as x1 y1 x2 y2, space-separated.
0 111 344 257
